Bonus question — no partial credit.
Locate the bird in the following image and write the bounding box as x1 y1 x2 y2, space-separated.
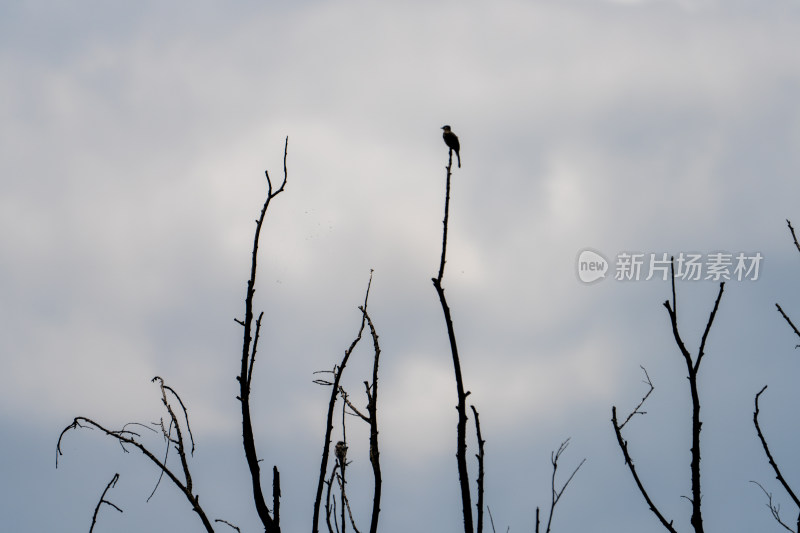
335 440 348 463
441 125 461 168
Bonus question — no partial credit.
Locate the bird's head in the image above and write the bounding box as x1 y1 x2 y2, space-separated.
441 125 451 132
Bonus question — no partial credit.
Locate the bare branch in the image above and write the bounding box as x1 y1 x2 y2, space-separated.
432 129 474 533
695 282 725 373
618 366 654 430
750 480 796 533
237 138 289 533
313 272 374 533
659 260 722 533
787 219 800 255
776 304 800 341
215 518 242 533
611 407 678 533
341 389 369 422
89 473 122 533
471 405 485 533
754 386 800 510
363 305 383 533
57 415 215 532
543 438 585 533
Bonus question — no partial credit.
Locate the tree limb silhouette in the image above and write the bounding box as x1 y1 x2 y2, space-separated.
432 140 474 533
313 273 374 533
753 386 800 532
235 136 288 533
57 379 216 532
612 259 724 533
89 473 122 533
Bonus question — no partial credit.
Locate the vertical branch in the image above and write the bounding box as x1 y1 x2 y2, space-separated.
273 466 281 528
340 395 348 533
471 405 485 533
432 148 474 533
364 307 383 533
662 260 723 533
236 137 288 533
614 258 723 533
313 274 374 533
543 439 584 533
325 464 340 533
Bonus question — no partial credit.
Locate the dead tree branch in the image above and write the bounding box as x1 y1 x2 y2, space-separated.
215 518 242 532
471 405 485 533
618 366 654 431
612 259 723 533
89 473 122 533
535 439 585 533
776 304 800 343
432 128 474 533
787 219 800 255
661 261 724 533
235 136 289 533
751 480 796 533
776 221 800 346
313 273 374 533
56 380 216 532
363 306 383 533
611 407 677 533
753 386 800 532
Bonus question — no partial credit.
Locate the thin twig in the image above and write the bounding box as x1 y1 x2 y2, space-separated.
750 481 796 533
215 518 242 532
89 473 122 533
618 366 654 430
544 439 585 533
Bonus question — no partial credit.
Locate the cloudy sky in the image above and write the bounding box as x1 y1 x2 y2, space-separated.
3 1 800 531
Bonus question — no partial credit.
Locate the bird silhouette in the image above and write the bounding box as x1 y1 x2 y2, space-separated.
441 125 461 168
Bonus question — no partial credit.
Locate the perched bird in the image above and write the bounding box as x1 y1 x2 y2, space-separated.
335 440 348 463
441 125 461 168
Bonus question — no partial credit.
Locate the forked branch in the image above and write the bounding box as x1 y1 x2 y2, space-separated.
313 273 374 533
235 137 289 533
535 439 585 533
612 259 724 533
89 473 122 533
56 379 215 532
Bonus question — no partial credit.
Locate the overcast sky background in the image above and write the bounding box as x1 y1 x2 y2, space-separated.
3 1 800 532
